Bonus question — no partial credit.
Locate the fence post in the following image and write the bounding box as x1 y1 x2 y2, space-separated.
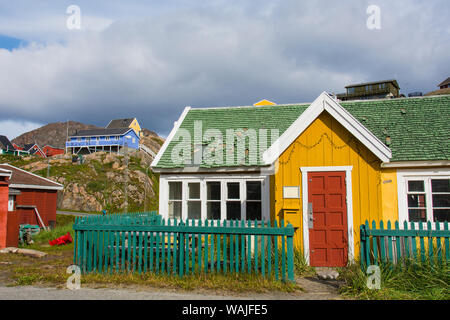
360 224 366 271
286 223 295 282
179 221 185 277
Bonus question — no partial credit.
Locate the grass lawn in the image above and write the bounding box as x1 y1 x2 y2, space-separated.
338 261 450 300
0 215 301 294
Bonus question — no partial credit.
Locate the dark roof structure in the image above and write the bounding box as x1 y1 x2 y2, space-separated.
106 118 135 129
437 77 450 87
70 128 132 137
0 135 14 151
345 79 400 89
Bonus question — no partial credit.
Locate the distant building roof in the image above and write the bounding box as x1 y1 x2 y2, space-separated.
22 143 36 151
437 77 450 87
0 135 14 151
70 127 133 137
0 164 63 190
345 79 400 89
106 118 135 129
425 88 450 96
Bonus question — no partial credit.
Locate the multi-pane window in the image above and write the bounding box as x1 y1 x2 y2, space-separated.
406 178 450 223
407 180 426 222
187 182 201 219
432 179 450 222
246 181 262 220
168 182 182 219
206 182 221 220
167 180 264 221
226 182 241 220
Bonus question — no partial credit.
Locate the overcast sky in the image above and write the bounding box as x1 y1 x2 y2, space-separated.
0 0 449 139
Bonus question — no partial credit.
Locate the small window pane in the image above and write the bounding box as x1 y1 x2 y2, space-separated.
246 202 261 220
432 194 450 208
407 194 426 208
431 179 450 192
226 201 241 220
207 182 221 200
168 201 182 219
188 201 201 219
246 181 261 200
408 180 424 192
169 182 182 200
207 202 221 220
408 209 426 222
433 209 450 222
227 182 240 199
188 182 200 199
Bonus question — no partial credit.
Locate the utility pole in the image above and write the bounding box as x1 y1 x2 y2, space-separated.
66 120 69 155
144 166 149 212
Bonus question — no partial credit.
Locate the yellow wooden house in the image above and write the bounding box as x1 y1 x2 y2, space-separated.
151 92 450 267
106 118 143 137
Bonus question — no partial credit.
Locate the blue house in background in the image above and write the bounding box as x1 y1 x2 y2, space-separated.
65 118 141 155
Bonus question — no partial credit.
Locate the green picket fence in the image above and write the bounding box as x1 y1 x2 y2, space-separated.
73 214 295 282
360 220 450 270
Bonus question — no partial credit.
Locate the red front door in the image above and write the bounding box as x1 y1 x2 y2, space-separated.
308 171 348 267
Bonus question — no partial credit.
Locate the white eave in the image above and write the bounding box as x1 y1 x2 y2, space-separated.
151 106 191 168
262 92 392 164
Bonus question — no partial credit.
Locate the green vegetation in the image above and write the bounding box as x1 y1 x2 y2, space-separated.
338 261 450 300
293 248 315 276
2 214 300 293
0 153 159 214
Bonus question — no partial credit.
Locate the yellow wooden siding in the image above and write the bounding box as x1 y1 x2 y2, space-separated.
380 169 399 222
271 111 383 254
253 99 276 106
129 119 142 137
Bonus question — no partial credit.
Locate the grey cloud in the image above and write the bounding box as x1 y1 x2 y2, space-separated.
0 1 448 136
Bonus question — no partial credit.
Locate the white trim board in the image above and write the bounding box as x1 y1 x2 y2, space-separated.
300 166 354 265
263 92 392 165
151 106 191 167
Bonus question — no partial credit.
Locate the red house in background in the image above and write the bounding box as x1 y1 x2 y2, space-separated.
0 168 11 248
0 164 63 231
42 145 65 157
22 144 46 158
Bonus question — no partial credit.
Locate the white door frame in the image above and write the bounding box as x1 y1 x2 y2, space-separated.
300 166 354 265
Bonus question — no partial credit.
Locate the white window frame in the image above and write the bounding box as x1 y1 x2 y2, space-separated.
168 181 182 219
159 174 269 223
397 168 450 228
300 166 354 265
186 181 201 220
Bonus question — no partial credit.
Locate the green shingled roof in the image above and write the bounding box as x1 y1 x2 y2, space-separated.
155 95 450 168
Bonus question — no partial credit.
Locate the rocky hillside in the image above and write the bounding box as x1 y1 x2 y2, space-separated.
11 121 165 154
12 121 102 148
0 150 160 213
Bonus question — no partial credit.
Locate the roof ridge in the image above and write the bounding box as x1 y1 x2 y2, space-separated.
0 163 63 187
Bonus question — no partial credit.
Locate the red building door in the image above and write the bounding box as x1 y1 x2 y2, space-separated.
308 171 348 267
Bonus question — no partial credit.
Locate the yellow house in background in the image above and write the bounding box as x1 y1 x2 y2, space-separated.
253 99 277 106
106 118 142 137
151 93 450 267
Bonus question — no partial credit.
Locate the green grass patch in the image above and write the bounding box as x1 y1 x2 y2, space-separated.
338 261 450 300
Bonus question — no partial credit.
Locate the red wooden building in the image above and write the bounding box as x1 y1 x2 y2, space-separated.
0 168 11 248
0 164 63 232
42 145 65 157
